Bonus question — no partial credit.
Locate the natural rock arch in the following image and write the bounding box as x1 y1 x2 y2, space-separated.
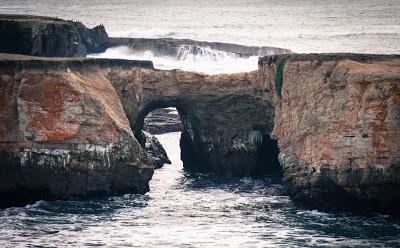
110 68 281 176
1 53 399 215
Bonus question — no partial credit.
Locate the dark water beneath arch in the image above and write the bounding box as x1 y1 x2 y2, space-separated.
1 132 399 247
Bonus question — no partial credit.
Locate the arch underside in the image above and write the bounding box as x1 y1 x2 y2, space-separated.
133 94 281 176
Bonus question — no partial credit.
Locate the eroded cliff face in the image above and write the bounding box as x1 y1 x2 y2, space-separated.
108 67 279 176
0 53 277 206
0 15 108 57
260 54 400 215
0 53 399 215
0 55 154 206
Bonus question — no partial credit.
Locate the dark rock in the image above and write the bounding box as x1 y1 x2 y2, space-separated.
135 131 171 169
143 108 183 134
0 14 109 57
0 14 291 59
106 37 292 57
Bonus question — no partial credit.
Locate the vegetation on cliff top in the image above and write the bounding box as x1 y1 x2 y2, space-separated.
275 54 293 97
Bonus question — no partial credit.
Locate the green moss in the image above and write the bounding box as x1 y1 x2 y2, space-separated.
275 54 293 97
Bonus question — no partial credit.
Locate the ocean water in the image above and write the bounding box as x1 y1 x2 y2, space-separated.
0 0 399 54
88 46 259 74
1 0 400 73
1 132 399 247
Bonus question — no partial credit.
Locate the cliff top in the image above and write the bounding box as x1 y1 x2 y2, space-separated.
0 14 76 24
0 53 154 69
259 53 400 65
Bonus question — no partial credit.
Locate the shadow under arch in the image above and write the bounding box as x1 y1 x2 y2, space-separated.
132 99 281 177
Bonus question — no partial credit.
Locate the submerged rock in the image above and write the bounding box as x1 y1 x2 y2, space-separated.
106 37 292 57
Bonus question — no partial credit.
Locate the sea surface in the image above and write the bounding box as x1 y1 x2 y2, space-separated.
1 0 399 54
0 132 399 247
1 0 400 73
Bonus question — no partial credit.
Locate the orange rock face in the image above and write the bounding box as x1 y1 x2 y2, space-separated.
0 53 399 215
272 58 400 169
20 76 81 141
261 54 400 215
0 56 153 207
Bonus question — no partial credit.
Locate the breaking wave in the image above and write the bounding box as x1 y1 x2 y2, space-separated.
89 45 258 74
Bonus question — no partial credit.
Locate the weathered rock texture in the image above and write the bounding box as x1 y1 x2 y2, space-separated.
0 54 154 207
0 15 108 57
0 53 279 206
260 54 400 215
112 68 279 176
0 52 399 216
137 131 171 169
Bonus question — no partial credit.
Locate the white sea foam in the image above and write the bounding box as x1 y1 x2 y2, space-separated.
89 45 258 74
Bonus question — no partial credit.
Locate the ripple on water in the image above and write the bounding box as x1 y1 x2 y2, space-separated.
0 132 399 247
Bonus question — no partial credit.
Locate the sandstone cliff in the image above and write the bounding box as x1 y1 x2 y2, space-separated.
0 54 154 206
0 53 279 206
0 52 399 216
260 54 400 215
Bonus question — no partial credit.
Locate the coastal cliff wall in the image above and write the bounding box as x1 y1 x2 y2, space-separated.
0 53 399 215
0 53 277 206
0 15 108 57
0 55 154 206
260 54 400 215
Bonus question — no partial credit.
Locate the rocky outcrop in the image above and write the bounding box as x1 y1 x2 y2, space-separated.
110 68 280 176
0 14 109 57
0 52 280 207
0 14 291 59
0 52 399 216
0 54 154 207
106 37 292 57
143 108 183 134
136 131 171 169
260 54 400 215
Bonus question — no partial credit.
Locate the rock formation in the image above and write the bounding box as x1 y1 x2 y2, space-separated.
0 54 154 207
0 51 399 215
0 15 399 216
0 15 108 57
261 54 400 215
0 52 280 206
137 131 171 169
143 108 183 134
106 37 292 57
0 14 291 59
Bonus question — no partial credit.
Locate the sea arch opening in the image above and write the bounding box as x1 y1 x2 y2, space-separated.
131 98 282 176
